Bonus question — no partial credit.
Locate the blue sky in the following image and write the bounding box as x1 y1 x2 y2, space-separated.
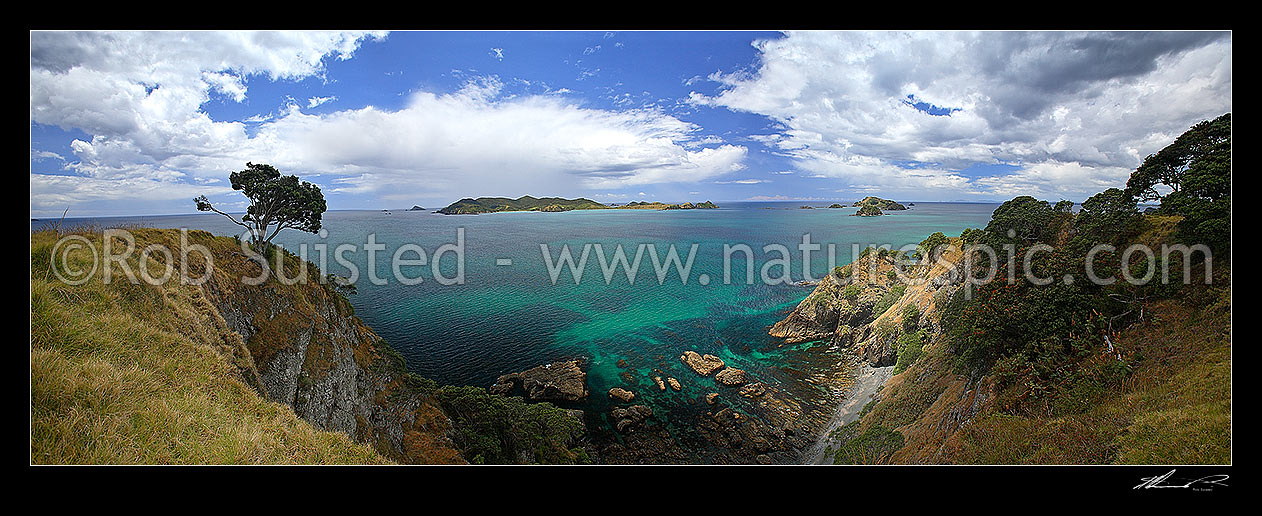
30 31 1231 217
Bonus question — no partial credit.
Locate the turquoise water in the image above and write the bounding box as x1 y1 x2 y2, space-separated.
34 201 997 454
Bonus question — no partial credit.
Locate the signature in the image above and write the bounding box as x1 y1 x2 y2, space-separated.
1134 469 1229 491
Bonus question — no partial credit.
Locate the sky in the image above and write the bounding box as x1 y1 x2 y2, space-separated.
30 30 1232 217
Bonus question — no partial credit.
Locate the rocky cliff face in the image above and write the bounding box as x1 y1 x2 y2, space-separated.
770 246 966 366
762 246 959 363
200 249 464 464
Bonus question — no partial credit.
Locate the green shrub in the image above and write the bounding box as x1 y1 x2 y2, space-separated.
872 285 907 316
901 304 920 333
831 422 905 464
893 331 924 374
918 231 949 260
434 385 585 464
841 284 862 300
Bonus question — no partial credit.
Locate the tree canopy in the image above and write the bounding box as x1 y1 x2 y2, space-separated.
1125 113 1230 204
194 162 326 249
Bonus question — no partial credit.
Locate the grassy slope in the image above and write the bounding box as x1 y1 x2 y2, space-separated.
947 294 1230 464
31 228 389 464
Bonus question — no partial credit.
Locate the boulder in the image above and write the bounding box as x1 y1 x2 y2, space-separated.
490 360 588 401
609 387 636 402
681 351 725 376
705 393 719 405
666 377 682 391
653 376 666 391
715 368 748 386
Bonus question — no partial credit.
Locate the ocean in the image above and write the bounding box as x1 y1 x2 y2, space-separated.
33 201 998 460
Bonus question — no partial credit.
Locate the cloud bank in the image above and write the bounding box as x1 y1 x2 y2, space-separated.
691 31 1231 201
29 31 745 216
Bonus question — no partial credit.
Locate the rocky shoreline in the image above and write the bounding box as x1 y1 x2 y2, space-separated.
803 364 893 464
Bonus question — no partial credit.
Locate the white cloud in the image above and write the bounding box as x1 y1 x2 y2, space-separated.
307 96 336 108
693 31 1231 200
31 149 64 161
29 32 748 215
715 178 768 184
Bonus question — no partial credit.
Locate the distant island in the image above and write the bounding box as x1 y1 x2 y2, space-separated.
851 196 907 211
618 201 718 210
438 196 719 214
852 205 883 216
408 205 424 211
437 196 607 214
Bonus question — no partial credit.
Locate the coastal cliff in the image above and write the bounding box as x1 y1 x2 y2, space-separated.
31 228 465 464
770 243 964 367
774 217 1229 465
198 238 466 464
32 228 597 464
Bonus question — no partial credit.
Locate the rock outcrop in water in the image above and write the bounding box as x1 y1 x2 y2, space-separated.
609 388 636 402
489 360 589 401
680 351 725 376
715 368 748 386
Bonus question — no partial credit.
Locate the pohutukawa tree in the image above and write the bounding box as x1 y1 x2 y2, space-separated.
195 162 327 250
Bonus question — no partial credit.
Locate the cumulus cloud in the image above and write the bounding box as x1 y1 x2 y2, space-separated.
692 31 1231 200
30 31 748 216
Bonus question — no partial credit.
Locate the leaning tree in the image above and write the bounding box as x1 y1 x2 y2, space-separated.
195 162 327 250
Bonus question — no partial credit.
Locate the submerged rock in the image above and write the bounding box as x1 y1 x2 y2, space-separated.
681 351 725 376
654 376 666 391
739 382 767 398
610 405 654 432
491 360 589 401
667 377 682 391
706 393 719 404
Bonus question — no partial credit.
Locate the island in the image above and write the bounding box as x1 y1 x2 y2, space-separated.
851 196 907 211
436 196 607 214
408 205 425 211
437 197 721 214
619 201 719 210
828 203 844 208
852 205 883 216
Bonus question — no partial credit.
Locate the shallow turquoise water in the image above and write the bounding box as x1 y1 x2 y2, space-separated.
35 201 997 447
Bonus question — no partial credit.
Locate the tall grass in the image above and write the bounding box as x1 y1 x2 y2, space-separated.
30 229 388 464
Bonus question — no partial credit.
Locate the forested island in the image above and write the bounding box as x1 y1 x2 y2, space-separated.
437 196 719 214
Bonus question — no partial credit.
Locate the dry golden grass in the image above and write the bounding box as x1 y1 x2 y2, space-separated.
31 229 389 464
